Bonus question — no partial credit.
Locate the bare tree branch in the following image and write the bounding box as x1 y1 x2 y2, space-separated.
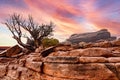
4 13 54 51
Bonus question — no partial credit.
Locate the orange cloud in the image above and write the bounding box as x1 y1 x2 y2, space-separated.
0 0 120 45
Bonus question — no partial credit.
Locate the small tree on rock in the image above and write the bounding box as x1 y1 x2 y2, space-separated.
4 13 54 51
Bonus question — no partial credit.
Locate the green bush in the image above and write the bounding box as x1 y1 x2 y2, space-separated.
42 38 59 48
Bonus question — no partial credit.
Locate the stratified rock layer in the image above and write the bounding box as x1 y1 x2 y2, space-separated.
67 29 116 43
0 39 120 80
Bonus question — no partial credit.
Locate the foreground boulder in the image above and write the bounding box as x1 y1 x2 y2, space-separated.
0 45 22 57
43 63 118 80
0 40 120 80
67 29 116 43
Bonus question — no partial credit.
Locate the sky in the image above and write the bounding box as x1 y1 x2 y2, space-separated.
0 0 120 46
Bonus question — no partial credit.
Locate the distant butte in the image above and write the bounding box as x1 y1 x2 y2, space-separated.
67 29 116 43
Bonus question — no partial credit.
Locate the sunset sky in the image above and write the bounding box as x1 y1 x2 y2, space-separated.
0 0 120 46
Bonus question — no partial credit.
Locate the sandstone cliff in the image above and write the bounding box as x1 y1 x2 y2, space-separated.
0 39 120 80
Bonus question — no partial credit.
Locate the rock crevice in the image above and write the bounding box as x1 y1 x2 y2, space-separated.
0 39 120 80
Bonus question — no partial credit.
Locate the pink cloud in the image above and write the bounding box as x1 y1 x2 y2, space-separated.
0 0 120 45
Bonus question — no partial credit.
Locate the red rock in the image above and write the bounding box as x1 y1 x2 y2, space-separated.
112 40 120 46
99 41 112 47
35 46 43 53
78 42 86 48
49 51 70 56
43 63 118 80
44 56 79 63
7 64 20 79
0 57 14 63
108 57 120 63
41 46 55 57
69 48 113 57
1 42 120 80
55 45 73 51
0 65 7 78
41 74 76 80
0 50 6 57
25 57 42 72
0 76 13 80
115 63 120 79
6 45 22 57
20 67 41 80
79 57 107 63
19 59 26 66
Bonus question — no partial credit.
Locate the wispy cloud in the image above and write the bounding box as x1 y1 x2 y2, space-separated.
0 0 120 45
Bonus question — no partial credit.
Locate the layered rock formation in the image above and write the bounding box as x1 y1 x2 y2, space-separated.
0 46 10 53
0 39 120 80
0 45 22 57
67 29 116 43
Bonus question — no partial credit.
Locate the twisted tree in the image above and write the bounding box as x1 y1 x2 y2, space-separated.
4 13 54 51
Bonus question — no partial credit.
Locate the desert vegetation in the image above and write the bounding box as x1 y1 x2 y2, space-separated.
42 38 59 48
4 13 55 51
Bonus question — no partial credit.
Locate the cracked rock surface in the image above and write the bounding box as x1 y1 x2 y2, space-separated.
0 40 120 80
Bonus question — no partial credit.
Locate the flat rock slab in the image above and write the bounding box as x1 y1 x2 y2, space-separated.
0 57 14 63
69 48 113 57
43 63 119 80
41 74 78 80
44 56 120 63
6 45 22 57
0 51 6 57
79 57 108 63
0 45 22 57
44 56 79 64
25 57 43 72
108 57 120 63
